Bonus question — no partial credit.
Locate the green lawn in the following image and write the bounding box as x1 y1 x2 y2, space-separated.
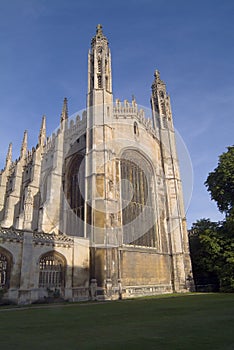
0 293 233 350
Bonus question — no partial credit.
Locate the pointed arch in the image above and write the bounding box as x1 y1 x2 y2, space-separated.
64 149 85 236
0 247 13 290
38 251 66 289
120 149 157 247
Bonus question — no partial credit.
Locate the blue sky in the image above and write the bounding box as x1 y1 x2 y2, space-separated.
0 0 234 227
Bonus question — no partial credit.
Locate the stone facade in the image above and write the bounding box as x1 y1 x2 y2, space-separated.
0 25 193 304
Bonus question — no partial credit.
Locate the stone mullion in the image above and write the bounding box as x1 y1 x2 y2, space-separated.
140 170 144 205
136 167 140 204
143 173 147 205
142 204 147 246
129 163 133 202
131 202 135 244
132 166 135 202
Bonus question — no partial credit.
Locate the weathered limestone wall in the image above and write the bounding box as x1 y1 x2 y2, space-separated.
0 228 90 304
120 248 172 287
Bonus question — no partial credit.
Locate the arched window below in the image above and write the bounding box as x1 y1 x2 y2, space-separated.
0 249 12 289
39 252 66 289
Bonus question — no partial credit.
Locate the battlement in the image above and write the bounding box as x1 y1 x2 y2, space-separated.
0 226 24 241
43 132 56 153
113 99 139 116
113 99 158 139
24 148 35 166
65 110 87 140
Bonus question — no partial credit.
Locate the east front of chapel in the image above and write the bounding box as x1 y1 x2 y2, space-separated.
0 25 193 304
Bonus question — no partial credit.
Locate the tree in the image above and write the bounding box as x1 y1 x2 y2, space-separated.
190 146 234 292
205 145 234 217
189 219 220 291
190 219 234 292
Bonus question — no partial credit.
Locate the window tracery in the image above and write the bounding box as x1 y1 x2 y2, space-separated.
65 153 85 235
98 75 102 88
120 152 156 247
39 252 65 288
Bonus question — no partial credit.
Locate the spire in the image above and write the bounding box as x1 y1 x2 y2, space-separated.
60 97 68 123
20 130 28 158
5 142 12 169
151 69 172 125
88 25 112 101
38 115 46 146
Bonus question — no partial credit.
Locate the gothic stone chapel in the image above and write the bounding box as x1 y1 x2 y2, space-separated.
0 25 193 304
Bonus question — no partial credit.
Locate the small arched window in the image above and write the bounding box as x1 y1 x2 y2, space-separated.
134 122 139 136
98 59 102 72
98 75 102 88
39 252 66 288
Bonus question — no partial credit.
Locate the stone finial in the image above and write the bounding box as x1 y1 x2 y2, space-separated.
5 142 12 168
91 24 108 48
154 69 160 80
152 69 165 93
20 130 28 158
96 24 103 36
38 115 46 146
60 97 68 123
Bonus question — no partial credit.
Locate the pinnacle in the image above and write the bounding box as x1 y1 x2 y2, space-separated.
60 97 68 123
96 24 103 35
39 115 46 145
20 130 28 158
5 142 12 168
154 69 160 79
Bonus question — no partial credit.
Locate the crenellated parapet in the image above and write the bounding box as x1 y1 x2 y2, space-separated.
113 99 158 139
0 226 24 242
113 98 138 116
43 132 57 154
65 110 87 143
33 231 73 247
0 226 73 246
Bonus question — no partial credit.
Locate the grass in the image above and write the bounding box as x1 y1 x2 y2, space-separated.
0 293 234 349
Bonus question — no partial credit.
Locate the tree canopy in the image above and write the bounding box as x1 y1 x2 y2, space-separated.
190 146 234 292
205 145 234 216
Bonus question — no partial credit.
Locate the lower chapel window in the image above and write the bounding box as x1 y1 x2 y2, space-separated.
0 253 9 289
39 253 65 288
65 153 85 235
120 157 156 247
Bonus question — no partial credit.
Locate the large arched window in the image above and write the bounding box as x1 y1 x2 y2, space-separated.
0 248 12 289
39 252 66 289
64 150 85 236
120 151 156 247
